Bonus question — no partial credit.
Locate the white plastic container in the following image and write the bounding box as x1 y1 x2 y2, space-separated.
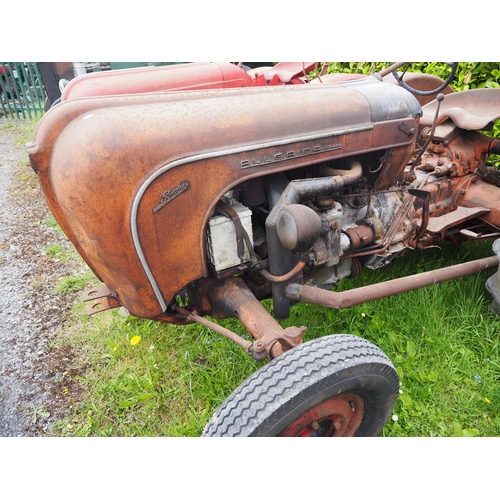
206 198 253 272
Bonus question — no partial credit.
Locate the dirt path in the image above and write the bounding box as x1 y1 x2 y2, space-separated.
0 118 83 436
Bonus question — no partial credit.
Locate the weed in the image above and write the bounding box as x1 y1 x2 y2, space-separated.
44 244 64 257
55 274 92 294
52 241 500 437
43 215 62 232
24 404 51 424
14 117 40 145
0 119 14 131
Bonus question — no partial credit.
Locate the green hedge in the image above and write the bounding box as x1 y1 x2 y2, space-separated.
324 62 500 91
323 62 500 163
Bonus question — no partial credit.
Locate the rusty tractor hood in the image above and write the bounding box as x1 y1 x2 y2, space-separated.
28 80 421 320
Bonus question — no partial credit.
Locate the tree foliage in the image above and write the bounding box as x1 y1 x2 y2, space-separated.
322 62 500 147
323 62 500 91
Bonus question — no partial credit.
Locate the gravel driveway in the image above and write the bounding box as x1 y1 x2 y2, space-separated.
0 117 83 436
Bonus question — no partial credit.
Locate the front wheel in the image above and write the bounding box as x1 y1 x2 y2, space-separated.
202 334 399 437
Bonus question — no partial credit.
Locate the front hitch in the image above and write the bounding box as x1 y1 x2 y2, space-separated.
184 276 306 360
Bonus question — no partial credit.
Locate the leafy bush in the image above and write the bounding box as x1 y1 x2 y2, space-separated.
324 62 500 165
324 62 500 92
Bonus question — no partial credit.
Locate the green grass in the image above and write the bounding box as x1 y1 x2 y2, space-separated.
281 241 500 437
0 116 40 144
42 215 64 233
44 244 64 257
54 272 95 294
54 307 263 436
50 239 500 437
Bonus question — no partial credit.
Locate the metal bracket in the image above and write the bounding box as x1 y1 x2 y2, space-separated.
399 121 416 136
81 285 121 315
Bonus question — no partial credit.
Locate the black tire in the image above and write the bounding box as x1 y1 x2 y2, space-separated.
202 334 399 437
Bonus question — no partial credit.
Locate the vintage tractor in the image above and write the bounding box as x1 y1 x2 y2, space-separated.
28 62 500 436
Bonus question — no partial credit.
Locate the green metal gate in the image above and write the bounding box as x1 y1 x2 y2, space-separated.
0 62 47 119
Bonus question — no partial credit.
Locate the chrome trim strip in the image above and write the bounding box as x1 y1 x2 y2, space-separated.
130 125 373 311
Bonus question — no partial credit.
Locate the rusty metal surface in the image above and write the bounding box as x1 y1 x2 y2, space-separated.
407 126 500 247
421 88 500 129
24 63 500 441
265 160 363 318
259 260 307 283
285 255 498 309
197 277 305 359
425 206 489 235
28 64 500 373
29 81 418 320
383 72 455 105
342 189 415 260
81 285 121 315
179 308 255 356
461 179 500 227
278 394 364 437
344 220 379 250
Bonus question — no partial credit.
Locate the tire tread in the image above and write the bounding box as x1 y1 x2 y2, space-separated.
202 334 398 437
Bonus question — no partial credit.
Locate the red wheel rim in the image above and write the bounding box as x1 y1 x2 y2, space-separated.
278 394 365 437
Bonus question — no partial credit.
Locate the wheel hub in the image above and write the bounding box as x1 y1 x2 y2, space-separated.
278 394 364 437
